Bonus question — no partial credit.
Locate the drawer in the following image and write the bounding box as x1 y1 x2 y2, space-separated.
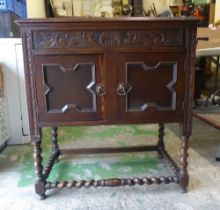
32 28 184 53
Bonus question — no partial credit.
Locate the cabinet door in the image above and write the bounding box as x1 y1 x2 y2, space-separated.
34 55 107 123
117 53 185 123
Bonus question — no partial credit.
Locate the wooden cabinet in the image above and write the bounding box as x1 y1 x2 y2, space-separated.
17 17 197 199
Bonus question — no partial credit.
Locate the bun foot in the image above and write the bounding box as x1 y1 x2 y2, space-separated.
39 194 47 200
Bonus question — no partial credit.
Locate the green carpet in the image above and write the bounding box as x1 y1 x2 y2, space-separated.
1 124 171 188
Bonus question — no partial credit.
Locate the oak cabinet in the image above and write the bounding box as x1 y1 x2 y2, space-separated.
17 17 197 199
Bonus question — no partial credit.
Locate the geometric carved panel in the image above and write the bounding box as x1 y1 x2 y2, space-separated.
43 63 96 113
126 62 177 112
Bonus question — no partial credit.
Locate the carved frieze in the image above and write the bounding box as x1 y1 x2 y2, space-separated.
33 30 183 50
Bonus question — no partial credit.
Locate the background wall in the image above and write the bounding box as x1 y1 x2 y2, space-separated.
194 0 210 3
26 0 46 18
25 0 219 23
143 0 167 13
215 0 220 24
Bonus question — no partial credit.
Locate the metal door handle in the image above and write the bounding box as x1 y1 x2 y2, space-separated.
116 82 132 96
96 84 106 96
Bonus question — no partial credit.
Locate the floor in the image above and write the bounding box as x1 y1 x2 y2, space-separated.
0 118 220 210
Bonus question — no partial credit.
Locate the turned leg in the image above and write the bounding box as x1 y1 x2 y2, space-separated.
157 123 165 158
216 144 220 161
179 136 189 193
42 127 60 179
33 129 46 200
51 127 59 161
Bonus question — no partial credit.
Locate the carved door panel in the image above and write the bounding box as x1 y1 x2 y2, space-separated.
34 55 107 123
117 53 185 123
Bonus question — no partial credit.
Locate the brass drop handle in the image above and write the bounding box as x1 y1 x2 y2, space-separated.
116 82 132 96
96 84 107 96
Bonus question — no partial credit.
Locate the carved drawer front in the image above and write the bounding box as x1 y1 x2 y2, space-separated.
117 53 185 123
33 29 183 51
34 55 106 122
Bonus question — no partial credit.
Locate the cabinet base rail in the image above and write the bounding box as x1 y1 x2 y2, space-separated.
37 145 184 200
45 176 179 190
60 145 158 155
33 124 190 200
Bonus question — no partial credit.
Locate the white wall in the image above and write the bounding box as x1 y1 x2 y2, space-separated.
0 39 30 145
0 65 10 146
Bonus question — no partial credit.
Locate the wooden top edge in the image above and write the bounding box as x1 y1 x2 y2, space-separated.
16 17 198 25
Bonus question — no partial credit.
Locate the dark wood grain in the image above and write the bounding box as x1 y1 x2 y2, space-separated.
17 17 197 199
45 176 179 190
59 146 157 155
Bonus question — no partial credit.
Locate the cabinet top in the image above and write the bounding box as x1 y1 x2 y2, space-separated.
16 17 198 26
